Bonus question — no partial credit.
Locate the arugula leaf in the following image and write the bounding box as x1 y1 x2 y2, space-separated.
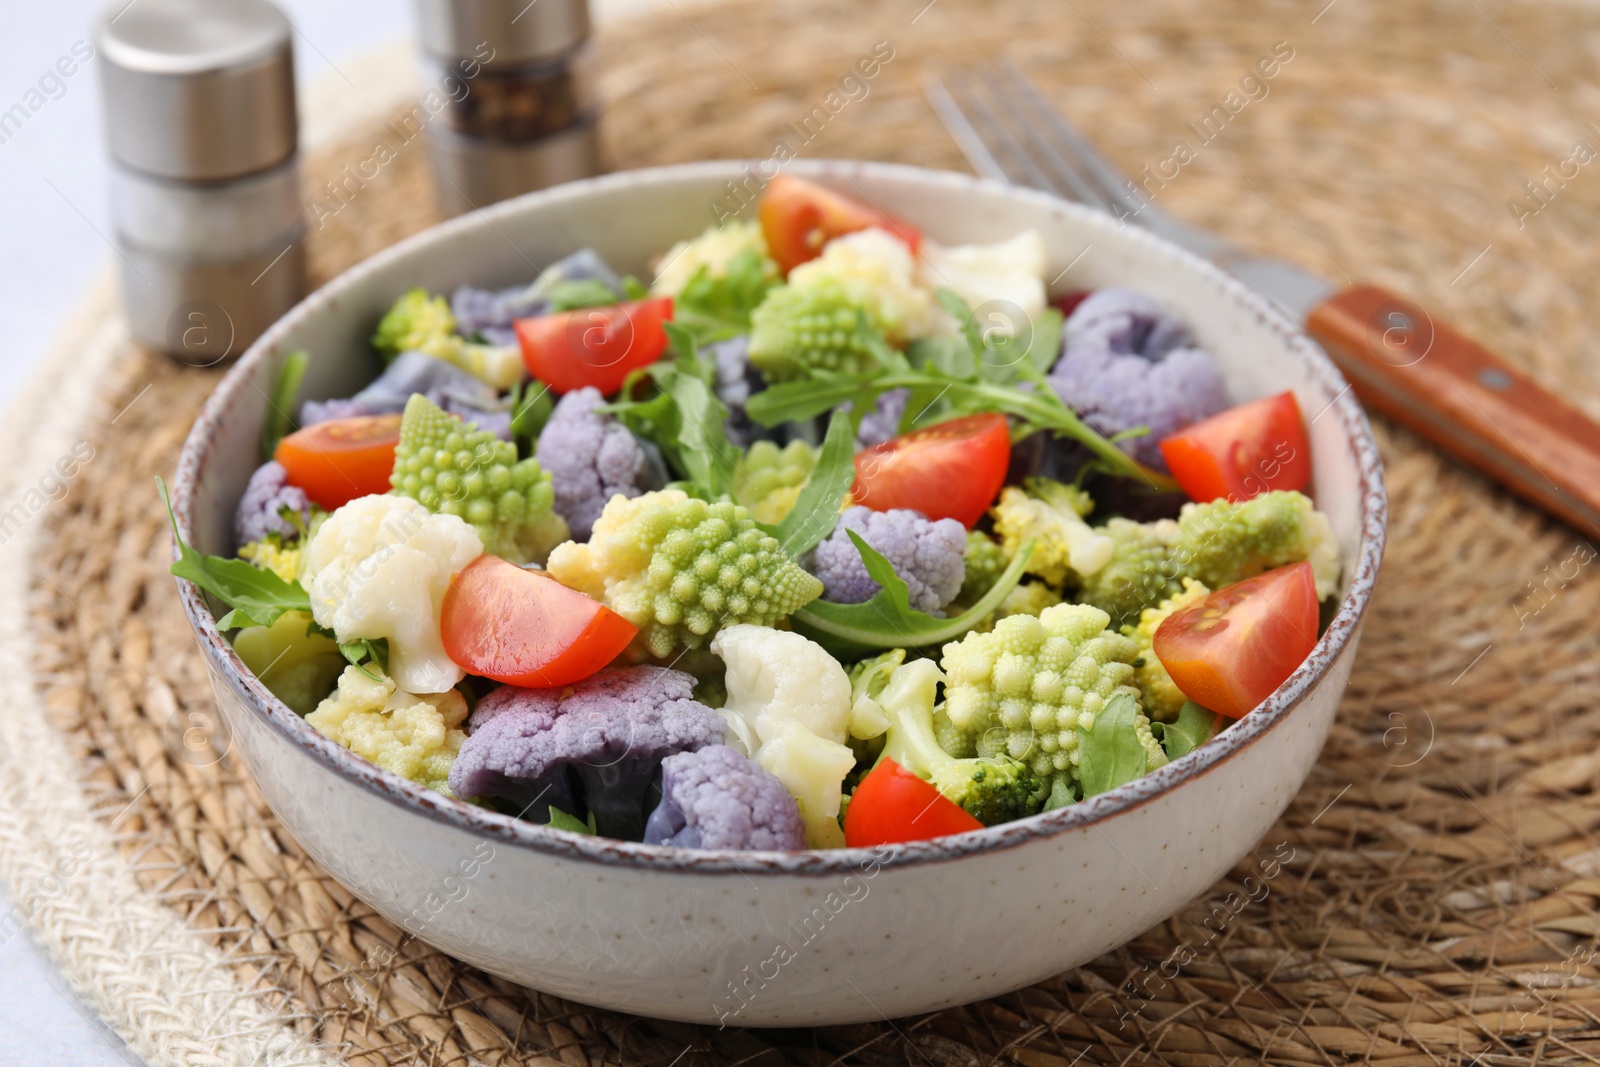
544 278 622 312
1162 701 1223 761
605 323 738 499
508 378 554 453
791 534 1035 656
934 288 1062 389
261 350 308 461
621 275 648 300
767 410 854 557
670 249 776 345
1076 692 1151 798
1043 777 1077 811
339 637 390 682
159 477 310 629
546 806 598 834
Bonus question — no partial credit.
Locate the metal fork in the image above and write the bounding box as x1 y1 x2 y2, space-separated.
924 61 1331 318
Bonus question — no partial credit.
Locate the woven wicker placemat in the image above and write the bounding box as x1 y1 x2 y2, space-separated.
18 0 1600 1063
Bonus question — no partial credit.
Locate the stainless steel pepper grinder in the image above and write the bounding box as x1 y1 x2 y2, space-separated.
413 0 602 217
94 0 307 366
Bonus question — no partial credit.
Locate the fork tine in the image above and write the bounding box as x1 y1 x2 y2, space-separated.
969 66 1118 212
997 61 1147 219
922 72 1012 184
933 69 1063 196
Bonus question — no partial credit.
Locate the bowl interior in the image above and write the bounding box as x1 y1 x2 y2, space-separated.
172 159 1385 870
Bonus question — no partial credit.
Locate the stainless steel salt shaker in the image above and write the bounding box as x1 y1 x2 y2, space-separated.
94 0 306 365
413 0 601 218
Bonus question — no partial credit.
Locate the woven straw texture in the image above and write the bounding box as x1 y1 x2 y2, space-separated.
16 0 1600 1062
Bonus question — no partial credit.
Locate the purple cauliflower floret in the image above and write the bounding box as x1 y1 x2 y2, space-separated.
534 387 657 540
452 248 624 338
448 666 725 840
807 505 967 614
709 335 768 447
1049 288 1229 469
643 745 806 851
299 351 510 437
853 388 909 449
235 461 311 546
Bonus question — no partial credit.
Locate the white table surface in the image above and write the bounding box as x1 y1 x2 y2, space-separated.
0 4 409 1062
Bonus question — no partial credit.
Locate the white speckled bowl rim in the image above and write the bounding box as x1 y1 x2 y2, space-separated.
171 159 1387 877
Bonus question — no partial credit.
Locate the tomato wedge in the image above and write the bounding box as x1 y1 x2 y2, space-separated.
514 296 673 396
1159 391 1311 504
442 555 637 688
843 758 982 847
1152 561 1319 719
852 413 1010 528
274 413 402 510
758 174 922 275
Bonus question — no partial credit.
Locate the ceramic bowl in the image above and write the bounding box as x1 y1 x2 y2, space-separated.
170 160 1386 1027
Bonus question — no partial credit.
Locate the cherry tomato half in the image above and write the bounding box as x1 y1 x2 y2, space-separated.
1159 391 1311 504
1152 561 1319 719
758 174 922 275
442 555 638 688
843 758 983 847
274 412 402 510
514 296 673 396
852 413 1010 529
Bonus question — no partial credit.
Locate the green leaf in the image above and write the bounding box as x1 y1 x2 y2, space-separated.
546 806 598 834
1162 701 1223 761
606 325 737 499
937 288 988 359
261 350 309 461
544 278 622 312
1076 692 1150 798
1043 777 1077 811
670 249 776 345
159 477 310 629
621 275 648 301
745 375 869 427
508 379 554 453
792 535 1035 656
339 637 390 682
769 410 854 557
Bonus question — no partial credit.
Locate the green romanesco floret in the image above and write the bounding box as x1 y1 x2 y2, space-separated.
390 394 568 566
1125 578 1210 723
746 280 884 382
990 478 1114 587
231 610 345 716
370 288 524 390
1174 490 1340 599
785 227 944 344
306 665 469 794
1075 517 1182 629
547 490 824 659
940 603 1147 796
958 529 1008 604
873 657 1045 826
733 439 817 524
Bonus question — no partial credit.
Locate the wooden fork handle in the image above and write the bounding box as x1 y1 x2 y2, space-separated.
1306 284 1600 535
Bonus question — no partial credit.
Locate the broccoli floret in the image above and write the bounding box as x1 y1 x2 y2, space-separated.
231 610 345 716
990 478 1114 588
534 386 658 541
1126 578 1210 722
871 657 1044 826
643 745 806 850
1174 491 1341 599
371 288 524 390
307 665 470 794
733 439 816 524
235 460 312 547
806 505 967 614
449 666 725 839
1074 516 1183 628
747 281 884 382
390 394 568 566
546 490 823 659
1048 289 1229 470
940 603 1156 797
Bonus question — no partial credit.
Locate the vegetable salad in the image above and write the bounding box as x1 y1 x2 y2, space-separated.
168 174 1340 852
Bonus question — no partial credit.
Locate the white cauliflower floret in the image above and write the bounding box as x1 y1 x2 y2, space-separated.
306 665 468 794
711 625 855 848
916 230 1048 333
788 227 948 343
651 220 778 297
301 495 483 694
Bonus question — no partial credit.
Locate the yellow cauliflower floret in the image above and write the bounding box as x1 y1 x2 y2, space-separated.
990 479 1114 587
651 220 778 297
1126 578 1211 723
238 538 304 584
787 228 946 343
306 666 468 794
